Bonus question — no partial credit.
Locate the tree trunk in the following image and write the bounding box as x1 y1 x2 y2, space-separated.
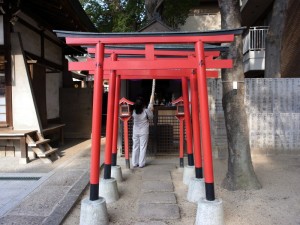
218 0 261 190
265 0 289 78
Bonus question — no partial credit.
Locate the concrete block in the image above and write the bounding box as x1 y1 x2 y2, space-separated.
111 165 123 182
80 197 109 225
138 203 180 220
139 192 176 204
195 198 224 225
142 181 173 193
187 178 205 203
99 178 119 203
183 165 195 185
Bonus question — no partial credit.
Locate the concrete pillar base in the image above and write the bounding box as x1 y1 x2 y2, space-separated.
111 165 123 182
99 178 119 203
80 197 109 225
195 198 224 225
183 165 195 185
187 178 205 203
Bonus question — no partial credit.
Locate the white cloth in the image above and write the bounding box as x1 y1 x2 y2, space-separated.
132 133 148 167
131 104 153 167
132 105 153 135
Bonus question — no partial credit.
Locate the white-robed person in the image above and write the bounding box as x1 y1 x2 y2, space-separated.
132 96 154 168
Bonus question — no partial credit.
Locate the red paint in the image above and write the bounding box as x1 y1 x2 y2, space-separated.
190 72 202 169
181 77 193 155
90 43 104 185
123 117 130 161
112 75 121 155
179 117 185 159
69 57 231 71
195 40 214 183
104 53 117 165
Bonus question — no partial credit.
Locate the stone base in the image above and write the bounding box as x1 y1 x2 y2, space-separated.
195 198 224 225
99 178 119 203
187 178 205 203
80 197 109 225
111 165 123 182
183 165 195 185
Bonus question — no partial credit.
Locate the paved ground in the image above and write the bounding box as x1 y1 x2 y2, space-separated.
0 138 102 225
1 138 300 225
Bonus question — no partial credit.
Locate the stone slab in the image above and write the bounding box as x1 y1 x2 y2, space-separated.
8 186 68 217
42 171 89 225
44 169 85 187
0 215 45 225
139 192 176 204
138 203 180 220
142 170 171 181
142 181 174 193
135 221 167 225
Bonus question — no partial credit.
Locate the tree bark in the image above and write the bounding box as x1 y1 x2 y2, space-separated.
265 0 289 78
218 0 261 190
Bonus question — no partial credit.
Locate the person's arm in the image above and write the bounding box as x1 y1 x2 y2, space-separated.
146 105 154 119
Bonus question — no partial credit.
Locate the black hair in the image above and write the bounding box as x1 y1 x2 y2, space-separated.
134 97 144 114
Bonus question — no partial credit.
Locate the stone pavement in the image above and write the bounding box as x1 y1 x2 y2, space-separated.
137 164 180 221
0 139 105 225
0 138 189 225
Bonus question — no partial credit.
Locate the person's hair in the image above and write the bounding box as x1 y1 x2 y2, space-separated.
134 97 144 114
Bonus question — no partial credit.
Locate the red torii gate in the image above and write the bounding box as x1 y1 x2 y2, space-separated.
55 29 242 202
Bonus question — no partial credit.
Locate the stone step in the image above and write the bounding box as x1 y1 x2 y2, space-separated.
137 203 180 220
139 192 177 204
142 180 174 193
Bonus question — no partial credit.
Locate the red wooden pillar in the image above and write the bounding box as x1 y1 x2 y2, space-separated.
190 72 203 179
123 117 131 168
196 40 215 201
181 77 194 166
112 75 121 166
90 42 105 201
178 116 185 167
103 53 117 179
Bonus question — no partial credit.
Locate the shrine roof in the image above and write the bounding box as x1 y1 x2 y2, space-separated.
55 28 245 55
55 27 245 39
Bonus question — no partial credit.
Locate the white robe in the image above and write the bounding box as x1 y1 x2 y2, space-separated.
131 104 153 167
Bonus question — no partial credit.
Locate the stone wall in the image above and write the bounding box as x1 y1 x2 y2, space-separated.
208 78 300 155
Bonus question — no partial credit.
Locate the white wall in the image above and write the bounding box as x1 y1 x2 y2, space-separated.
13 12 63 121
11 33 41 132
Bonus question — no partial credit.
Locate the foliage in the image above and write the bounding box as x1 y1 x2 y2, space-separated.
163 0 195 29
80 0 146 32
80 0 198 32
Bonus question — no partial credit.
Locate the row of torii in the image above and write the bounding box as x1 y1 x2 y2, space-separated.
56 28 243 224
